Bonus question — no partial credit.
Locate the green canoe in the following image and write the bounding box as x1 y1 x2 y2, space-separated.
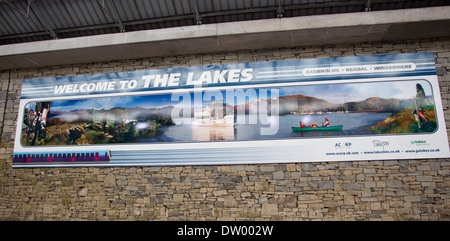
291 125 343 132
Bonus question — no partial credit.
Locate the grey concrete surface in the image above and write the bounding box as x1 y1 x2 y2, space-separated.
1 6 449 70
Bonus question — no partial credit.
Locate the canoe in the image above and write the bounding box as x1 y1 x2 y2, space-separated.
291 125 343 132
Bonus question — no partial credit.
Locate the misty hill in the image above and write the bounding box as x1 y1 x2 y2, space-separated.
344 97 401 112
278 95 336 115
235 95 415 115
49 106 174 123
47 94 433 124
234 94 335 115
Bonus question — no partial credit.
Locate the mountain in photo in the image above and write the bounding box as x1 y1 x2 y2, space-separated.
235 94 405 115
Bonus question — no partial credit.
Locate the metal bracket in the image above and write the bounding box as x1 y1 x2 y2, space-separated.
2 0 58 39
96 0 125 33
277 0 284 18
189 0 202 25
365 0 373 12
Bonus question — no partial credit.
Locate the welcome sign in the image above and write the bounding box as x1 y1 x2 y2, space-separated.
12 52 450 167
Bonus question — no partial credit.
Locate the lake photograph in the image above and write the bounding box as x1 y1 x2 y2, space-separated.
20 79 437 146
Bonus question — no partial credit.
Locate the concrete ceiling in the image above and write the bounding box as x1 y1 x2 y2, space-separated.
1 6 450 71
3 0 448 45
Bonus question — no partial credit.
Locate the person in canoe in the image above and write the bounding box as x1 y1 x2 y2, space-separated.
322 118 330 127
413 83 428 124
299 121 305 128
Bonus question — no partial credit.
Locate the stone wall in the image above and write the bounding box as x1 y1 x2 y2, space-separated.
0 38 449 221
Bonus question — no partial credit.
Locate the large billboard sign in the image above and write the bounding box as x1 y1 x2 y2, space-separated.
12 52 450 167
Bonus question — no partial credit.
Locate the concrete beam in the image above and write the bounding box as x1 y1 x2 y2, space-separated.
1 6 450 71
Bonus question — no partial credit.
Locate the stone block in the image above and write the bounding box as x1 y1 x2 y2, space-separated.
260 165 275 172
404 196 421 202
104 173 116 187
43 204 53 214
224 195 238 208
262 203 278 216
284 195 297 208
319 181 334 190
343 183 361 190
386 180 403 188
173 194 184 203
416 176 433 182
344 195 355 205
78 187 88 197
273 171 285 180
213 190 227 196
301 163 318 171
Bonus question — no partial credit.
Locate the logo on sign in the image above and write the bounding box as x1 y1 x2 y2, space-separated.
410 140 429 146
335 142 352 149
373 140 389 149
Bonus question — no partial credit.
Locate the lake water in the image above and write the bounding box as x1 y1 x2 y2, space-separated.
140 112 392 143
